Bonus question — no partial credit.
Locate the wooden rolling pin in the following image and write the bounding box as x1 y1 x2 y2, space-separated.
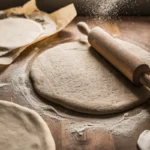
77 22 150 88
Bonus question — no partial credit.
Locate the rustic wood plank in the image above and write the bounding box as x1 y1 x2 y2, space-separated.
61 123 115 150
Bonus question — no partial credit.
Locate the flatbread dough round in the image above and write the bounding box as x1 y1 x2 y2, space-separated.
30 40 150 115
0 100 55 150
0 17 43 55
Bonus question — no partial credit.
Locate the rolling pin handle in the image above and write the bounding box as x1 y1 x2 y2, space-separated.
139 73 150 88
77 22 90 36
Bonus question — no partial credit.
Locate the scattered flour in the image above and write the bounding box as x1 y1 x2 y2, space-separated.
0 33 149 149
0 83 10 87
76 0 139 19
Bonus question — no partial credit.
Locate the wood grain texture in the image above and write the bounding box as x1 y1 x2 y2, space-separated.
61 124 115 150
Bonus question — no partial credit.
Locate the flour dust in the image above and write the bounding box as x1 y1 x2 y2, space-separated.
76 0 139 19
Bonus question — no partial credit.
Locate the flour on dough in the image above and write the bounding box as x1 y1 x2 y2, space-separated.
0 18 43 56
0 100 55 150
30 40 150 115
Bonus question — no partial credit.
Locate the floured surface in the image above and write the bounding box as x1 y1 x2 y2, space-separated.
0 18 43 56
30 40 150 115
0 16 149 150
0 100 55 150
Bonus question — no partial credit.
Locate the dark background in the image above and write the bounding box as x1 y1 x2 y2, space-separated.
0 0 150 16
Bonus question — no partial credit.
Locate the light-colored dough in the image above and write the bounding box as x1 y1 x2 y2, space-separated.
30 40 150 115
0 100 55 150
0 18 43 55
137 130 150 150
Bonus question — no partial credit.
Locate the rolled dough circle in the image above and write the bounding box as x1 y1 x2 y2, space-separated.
0 100 55 150
30 40 150 115
0 18 43 51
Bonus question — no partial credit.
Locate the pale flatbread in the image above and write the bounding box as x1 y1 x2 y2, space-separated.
0 100 55 150
30 40 150 115
0 18 43 56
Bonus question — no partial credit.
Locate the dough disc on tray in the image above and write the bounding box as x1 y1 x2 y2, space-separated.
30 40 150 115
0 100 55 150
0 18 43 56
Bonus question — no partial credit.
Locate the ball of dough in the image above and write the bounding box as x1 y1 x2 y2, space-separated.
137 130 150 150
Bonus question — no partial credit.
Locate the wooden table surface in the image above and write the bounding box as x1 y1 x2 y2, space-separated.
0 16 150 150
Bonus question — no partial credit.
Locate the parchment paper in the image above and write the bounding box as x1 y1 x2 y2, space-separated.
0 0 77 65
